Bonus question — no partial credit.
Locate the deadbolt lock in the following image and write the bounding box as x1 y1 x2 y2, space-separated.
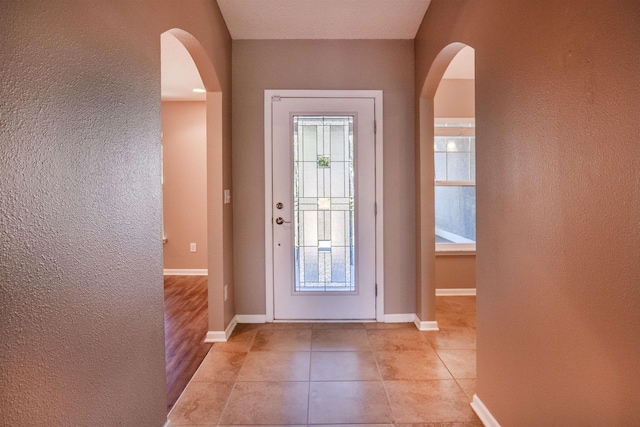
276 202 284 209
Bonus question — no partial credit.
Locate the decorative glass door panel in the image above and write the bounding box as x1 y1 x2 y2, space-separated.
294 116 355 292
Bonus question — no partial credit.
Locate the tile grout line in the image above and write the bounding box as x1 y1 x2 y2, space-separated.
367 328 397 425
307 336 312 426
215 327 259 426
167 342 216 421
175 311 477 425
430 304 480 414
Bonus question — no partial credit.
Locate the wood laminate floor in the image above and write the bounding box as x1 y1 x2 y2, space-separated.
164 275 212 412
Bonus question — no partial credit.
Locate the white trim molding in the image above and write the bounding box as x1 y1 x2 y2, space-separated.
435 244 476 255
163 420 171 427
225 316 238 338
383 313 415 323
204 316 238 343
436 288 477 296
204 330 226 342
471 394 502 427
413 314 440 331
236 314 267 324
163 269 208 276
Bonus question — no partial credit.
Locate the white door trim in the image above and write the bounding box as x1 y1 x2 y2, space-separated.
264 90 384 322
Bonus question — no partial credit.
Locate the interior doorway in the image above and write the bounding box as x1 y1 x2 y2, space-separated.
417 42 478 407
161 31 209 273
160 28 226 411
433 46 477 293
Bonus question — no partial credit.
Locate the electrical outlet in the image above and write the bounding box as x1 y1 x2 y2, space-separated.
224 285 228 301
190 243 196 252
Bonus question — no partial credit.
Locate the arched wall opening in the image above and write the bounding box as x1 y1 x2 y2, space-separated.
416 42 475 326
160 28 226 409
161 31 209 272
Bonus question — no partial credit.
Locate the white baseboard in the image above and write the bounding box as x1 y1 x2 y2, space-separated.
413 314 440 331
385 313 439 331
204 330 226 342
236 314 267 323
383 313 415 323
224 315 238 338
163 420 171 427
471 394 501 427
436 288 476 296
204 316 238 343
163 269 208 276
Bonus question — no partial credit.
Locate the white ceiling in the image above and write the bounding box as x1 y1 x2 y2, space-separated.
217 0 432 40
161 32 205 101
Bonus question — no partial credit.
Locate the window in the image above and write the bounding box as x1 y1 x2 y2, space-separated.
434 120 475 253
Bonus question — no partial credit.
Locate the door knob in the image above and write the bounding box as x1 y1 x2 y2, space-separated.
275 217 290 225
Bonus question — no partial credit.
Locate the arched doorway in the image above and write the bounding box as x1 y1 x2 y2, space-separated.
416 41 478 406
432 46 476 293
416 42 475 327
160 28 225 411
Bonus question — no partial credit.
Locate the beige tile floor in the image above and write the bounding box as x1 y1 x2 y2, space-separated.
168 296 481 426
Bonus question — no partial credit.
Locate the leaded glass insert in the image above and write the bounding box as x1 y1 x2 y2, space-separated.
293 116 355 292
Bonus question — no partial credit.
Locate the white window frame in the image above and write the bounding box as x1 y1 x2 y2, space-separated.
434 119 476 255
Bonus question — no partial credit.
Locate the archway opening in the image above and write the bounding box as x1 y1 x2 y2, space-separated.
433 46 476 281
160 28 224 412
417 41 477 403
417 42 476 324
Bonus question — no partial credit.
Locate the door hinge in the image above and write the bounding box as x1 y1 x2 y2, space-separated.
374 202 377 216
272 95 281 102
375 283 378 297
374 120 377 135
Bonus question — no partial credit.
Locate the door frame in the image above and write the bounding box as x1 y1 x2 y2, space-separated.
264 90 384 322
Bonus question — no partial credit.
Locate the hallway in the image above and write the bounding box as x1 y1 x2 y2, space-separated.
168 296 479 426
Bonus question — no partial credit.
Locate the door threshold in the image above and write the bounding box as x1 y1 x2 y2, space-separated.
272 319 377 323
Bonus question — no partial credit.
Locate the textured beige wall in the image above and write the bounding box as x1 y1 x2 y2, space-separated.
435 255 475 289
232 40 415 315
162 101 208 270
417 0 640 425
0 1 231 425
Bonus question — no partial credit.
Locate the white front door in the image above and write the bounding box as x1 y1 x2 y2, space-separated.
268 93 380 320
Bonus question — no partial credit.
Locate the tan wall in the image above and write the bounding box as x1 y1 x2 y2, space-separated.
162 101 208 269
435 255 475 289
0 1 232 425
232 40 415 315
434 79 475 119
416 0 640 425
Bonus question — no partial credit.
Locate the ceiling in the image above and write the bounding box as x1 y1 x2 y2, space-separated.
216 0 432 40
161 1 474 101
